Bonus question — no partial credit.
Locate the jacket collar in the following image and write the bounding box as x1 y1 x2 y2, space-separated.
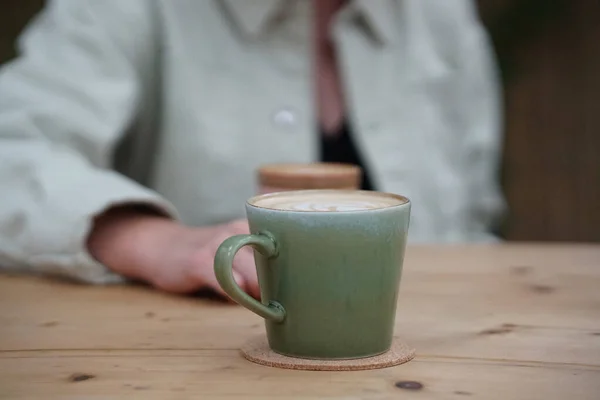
220 0 395 44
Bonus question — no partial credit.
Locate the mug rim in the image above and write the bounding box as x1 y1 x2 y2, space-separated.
246 189 410 213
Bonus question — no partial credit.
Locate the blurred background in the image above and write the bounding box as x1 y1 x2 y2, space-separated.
1 0 598 243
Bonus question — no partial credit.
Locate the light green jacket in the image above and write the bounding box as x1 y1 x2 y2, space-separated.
0 0 505 283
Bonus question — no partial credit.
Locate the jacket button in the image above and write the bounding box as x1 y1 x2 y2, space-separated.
272 107 297 129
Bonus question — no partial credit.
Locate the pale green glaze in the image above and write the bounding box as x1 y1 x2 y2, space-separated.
214 190 411 360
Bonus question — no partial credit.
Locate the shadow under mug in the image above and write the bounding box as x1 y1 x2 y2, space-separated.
214 190 411 360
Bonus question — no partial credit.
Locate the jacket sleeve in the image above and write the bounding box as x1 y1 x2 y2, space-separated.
0 0 178 284
451 0 507 240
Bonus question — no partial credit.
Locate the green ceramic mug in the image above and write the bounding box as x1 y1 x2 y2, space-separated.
214 189 411 359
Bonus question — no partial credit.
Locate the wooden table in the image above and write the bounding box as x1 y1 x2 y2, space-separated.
1 244 599 399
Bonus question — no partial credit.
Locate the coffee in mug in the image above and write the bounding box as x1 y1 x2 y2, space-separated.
257 162 361 194
214 189 411 359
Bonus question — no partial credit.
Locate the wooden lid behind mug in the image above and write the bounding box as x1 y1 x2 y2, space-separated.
258 163 362 190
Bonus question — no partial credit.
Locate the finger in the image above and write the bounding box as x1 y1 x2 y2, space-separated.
188 256 246 303
233 270 246 291
197 268 230 300
233 247 260 300
207 270 246 303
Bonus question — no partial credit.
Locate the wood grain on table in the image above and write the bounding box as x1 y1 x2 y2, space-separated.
0 244 599 399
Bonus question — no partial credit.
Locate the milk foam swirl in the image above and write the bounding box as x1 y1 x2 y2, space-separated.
251 191 407 212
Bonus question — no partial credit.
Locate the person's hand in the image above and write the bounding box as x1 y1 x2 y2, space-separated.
86 207 258 299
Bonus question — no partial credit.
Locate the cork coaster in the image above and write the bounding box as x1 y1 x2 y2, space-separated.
240 336 415 371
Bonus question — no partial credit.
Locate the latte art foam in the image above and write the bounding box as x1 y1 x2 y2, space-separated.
266 199 391 212
250 191 407 212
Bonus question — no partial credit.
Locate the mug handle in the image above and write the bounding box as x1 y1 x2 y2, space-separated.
214 233 286 323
